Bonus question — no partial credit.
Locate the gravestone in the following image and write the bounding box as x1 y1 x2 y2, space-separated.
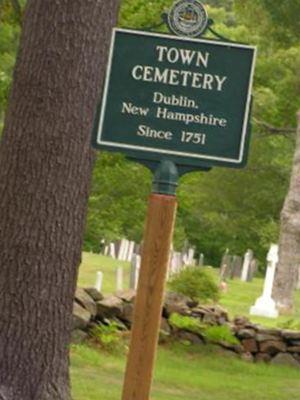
118 239 129 261
175 252 183 273
116 266 123 291
220 249 230 268
171 251 184 275
231 255 243 279
241 249 253 282
104 245 109 256
127 241 135 262
219 263 229 281
134 243 141 256
95 271 103 293
130 254 141 290
187 248 195 265
247 258 258 281
220 249 233 280
199 253 204 267
109 242 116 259
250 244 279 318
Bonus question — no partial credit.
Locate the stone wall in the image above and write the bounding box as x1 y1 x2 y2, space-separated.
73 287 300 368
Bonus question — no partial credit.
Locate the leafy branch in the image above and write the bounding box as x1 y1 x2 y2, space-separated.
253 117 296 137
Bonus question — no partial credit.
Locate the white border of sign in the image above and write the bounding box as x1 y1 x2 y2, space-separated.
97 28 257 164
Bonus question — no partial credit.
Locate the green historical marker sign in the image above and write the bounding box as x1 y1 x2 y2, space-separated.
93 28 256 169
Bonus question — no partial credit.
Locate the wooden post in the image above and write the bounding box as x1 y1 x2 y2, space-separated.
122 160 178 400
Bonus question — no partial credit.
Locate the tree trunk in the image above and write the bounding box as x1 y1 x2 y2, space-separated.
272 111 300 313
0 1 119 399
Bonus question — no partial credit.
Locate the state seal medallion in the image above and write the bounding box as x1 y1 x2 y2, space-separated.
167 0 208 38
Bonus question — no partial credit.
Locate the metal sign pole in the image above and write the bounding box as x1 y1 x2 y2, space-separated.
122 160 178 400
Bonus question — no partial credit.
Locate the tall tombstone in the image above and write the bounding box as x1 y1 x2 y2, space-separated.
109 242 116 259
134 243 141 256
118 239 127 261
182 251 188 266
95 271 103 293
169 250 181 276
199 253 204 267
230 255 243 279
129 254 141 290
114 240 120 258
123 239 130 261
247 258 258 282
167 248 175 279
241 249 253 282
220 248 230 268
220 249 232 279
187 248 195 265
250 244 279 318
127 241 135 262
103 245 109 256
116 266 123 291
219 263 229 281
173 252 182 274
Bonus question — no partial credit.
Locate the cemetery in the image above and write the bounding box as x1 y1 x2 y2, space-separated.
69 250 300 398
1 1 300 400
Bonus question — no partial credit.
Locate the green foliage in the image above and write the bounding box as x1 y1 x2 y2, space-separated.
83 0 300 267
168 267 220 302
84 152 151 251
84 152 189 252
169 313 205 334
204 325 239 345
169 313 239 346
0 0 22 129
2 0 300 272
90 321 125 353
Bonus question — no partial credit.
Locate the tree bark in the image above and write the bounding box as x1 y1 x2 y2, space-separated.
0 1 119 399
272 111 300 313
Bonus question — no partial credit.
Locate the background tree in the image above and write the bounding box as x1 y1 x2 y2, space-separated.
0 0 119 399
235 0 300 311
272 112 300 312
81 0 299 268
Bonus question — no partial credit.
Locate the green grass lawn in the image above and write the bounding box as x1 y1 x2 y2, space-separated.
74 253 300 400
78 252 300 328
71 343 300 400
219 275 300 327
78 252 130 294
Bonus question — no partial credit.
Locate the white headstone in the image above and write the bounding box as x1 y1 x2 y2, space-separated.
199 253 204 267
109 243 116 259
95 271 103 292
250 244 279 318
130 254 141 290
241 249 253 282
116 266 123 291
123 239 130 261
127 241 135 262
182 252 189 265
187 248 195 265
118 239 126 261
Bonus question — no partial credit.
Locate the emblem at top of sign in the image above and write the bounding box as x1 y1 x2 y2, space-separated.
167 0 208 38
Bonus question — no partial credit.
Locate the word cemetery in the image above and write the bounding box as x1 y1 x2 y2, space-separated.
94 28 256 169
